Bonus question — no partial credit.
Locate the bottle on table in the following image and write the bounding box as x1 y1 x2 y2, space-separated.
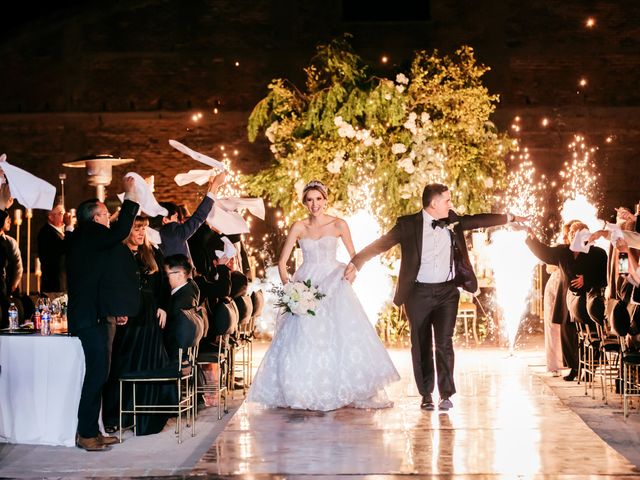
41 305 51 335
33 309 42 330
8 302 18 331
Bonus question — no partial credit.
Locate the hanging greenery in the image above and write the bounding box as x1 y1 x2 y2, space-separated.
245 34 512 230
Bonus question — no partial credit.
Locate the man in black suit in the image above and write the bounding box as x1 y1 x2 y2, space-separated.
163 254 203 364
66 177 138 451
158 171 226 261
346 183 523 411
37 203 72 294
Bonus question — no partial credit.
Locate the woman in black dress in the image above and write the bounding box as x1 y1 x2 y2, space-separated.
103 216 172 435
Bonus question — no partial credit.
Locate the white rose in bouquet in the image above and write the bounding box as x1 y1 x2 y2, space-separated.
271 279 326 316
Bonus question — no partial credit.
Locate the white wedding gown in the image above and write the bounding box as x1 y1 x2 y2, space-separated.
248 236 400 411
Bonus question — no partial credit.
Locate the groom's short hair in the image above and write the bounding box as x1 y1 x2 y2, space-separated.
422 183 449 208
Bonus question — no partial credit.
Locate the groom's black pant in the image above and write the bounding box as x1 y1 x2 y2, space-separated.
404 280 459 399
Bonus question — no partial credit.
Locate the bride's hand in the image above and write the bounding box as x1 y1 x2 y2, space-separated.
344 262 357 283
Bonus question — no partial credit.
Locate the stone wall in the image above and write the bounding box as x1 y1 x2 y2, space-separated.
1 0 640 269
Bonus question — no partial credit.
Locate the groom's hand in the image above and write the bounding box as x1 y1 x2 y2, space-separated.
344 262 357 283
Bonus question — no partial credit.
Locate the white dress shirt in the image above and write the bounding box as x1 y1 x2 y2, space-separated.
416 210 455 283
171 281 189 296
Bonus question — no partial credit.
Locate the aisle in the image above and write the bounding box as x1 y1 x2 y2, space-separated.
194 347 638 477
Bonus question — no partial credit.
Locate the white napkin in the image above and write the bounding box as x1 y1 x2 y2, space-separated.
570 228 592 253
174 169 217 187
216 197 265 220
145 227 162 246
0 154 56 210
604 222 624 243
206 204 250 235
169 140 226 170
215 236 237 261
117 172 168 217
205 197 265 235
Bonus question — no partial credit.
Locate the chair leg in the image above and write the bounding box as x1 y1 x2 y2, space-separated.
119 380 123 443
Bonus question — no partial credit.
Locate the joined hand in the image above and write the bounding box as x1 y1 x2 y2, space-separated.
344 262 357 283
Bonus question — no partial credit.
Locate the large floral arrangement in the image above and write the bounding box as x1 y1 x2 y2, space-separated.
245 34 512 230
272 279 326 316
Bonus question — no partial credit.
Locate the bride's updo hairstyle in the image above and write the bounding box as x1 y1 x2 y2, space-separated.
302 180 328 202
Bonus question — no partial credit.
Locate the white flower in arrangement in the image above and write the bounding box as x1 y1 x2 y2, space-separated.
269 144 278 154
391 143 407 154
395 85 405 93
421 112 431 124
483 177 494 188
398 157 416 174
272 279 326 316
265 121 279 143
338 123 356 138
334 116 343 126
374 138 383 146
384 93 392 101
295 179 306 199
396 73 409 85
327 160 342 174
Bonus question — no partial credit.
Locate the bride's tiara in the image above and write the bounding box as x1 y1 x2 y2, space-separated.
302 180 328 198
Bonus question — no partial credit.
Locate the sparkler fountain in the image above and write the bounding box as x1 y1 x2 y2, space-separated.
487 158 545 353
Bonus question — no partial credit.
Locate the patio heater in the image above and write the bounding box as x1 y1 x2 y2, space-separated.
62 154 134 202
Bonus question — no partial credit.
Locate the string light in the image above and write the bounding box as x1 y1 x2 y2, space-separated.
381 55 388 64
579 78 587 87
586 17 596 28
541 118 549 127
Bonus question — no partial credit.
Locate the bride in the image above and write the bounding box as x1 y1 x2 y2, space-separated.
247 180 400 411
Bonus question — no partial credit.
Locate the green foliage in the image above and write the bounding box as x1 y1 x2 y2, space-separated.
245 34 512 229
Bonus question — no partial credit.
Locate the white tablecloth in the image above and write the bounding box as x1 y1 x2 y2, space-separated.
0 334 85 446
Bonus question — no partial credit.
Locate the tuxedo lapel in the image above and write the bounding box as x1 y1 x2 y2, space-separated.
414 212 423 260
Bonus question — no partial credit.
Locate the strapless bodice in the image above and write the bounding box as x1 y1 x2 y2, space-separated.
298 236 339 264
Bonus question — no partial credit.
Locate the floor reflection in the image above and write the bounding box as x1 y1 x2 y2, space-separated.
195 347 637 476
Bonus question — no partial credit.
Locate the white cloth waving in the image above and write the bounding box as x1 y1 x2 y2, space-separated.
117 172 167 217
0 154 56 210
206 197 265 235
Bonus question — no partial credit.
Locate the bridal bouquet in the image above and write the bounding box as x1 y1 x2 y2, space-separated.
272 279 326 316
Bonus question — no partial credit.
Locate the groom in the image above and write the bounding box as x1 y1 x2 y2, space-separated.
345 183 524 411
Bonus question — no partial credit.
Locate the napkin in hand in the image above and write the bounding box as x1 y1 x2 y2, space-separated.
0 154 56 210
570 228 592 253
205 197 265 235
117 172 168 217
215 236 237 263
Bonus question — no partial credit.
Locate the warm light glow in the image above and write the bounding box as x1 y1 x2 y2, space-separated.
606 136 613 143
586 17 596 28
579 78 587 87
235 61 240 67
488 230 538 350
381 55 388 64
541 118 549 127
213 108 219 114
337 209 393 325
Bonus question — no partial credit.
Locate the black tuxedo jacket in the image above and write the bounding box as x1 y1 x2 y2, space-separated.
66 200 139 334
352 209 508 306
164 279 203 361
98 242 140 318
37 223 68 293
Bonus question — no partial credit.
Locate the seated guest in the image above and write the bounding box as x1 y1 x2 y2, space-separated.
102 216 172 435
158 172 225 260
163 254 203 363
228 257 249 298
37 203 72 295
0 210 22 296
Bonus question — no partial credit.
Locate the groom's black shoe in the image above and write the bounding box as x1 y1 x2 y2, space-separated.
438 397 453 411
563 369 578 382
420 395 435 410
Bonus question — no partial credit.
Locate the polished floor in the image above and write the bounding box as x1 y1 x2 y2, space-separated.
194 347 640 478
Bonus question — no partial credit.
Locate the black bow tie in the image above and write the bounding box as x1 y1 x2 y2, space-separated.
431 219 449 229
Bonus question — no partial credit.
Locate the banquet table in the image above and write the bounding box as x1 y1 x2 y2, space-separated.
0 332 85 447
